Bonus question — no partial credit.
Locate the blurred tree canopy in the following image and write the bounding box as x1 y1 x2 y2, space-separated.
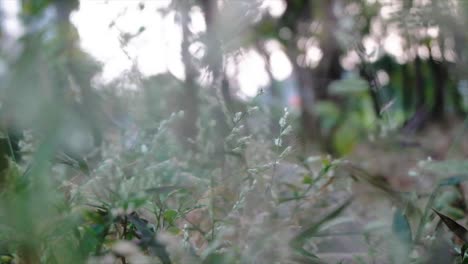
0 0 467 158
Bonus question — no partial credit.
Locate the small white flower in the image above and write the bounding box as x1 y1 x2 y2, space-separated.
247 168 258 174
279 117 286 128
305 156 321 163
233 112 242 123
232 147 242 153
274 138 282 147
408 170 418 177
141 144 148 153
247 106 259 114
237 136 252 145
178 110 185 118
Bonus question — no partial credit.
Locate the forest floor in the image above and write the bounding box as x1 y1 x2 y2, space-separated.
312 119 468 263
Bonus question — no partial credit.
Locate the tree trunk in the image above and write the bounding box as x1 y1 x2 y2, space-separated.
401 63 413 114
414 56 426 110
200 0 230 110
179 2 199 149
428 56 446 121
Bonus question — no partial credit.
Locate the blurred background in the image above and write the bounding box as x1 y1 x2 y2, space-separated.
1 0 468 263
1 0 468 156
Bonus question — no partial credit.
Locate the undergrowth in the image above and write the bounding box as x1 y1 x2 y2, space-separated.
0 93 468 264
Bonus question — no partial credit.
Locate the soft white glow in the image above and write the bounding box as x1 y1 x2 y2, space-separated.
417 45 430 59
1 0 276 97
167 56 186 80
262 0 286 18
269 50 293 81
430 43 442 60
237 50 270 97
380 4 399 19
0 0 23 38
189 6 207 34
427 26 439 38
71 1 184 82
305 45 323 67
72 0 271 96
363 36 379 61
264 39 292 81
383 32 405 61
444 50 457 62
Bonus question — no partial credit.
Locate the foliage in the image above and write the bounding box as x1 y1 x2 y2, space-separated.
0 0 468 263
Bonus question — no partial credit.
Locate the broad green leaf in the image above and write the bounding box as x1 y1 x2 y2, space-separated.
302 175 313 185
391 209 412 264
163 209 178 225
392 209 412 245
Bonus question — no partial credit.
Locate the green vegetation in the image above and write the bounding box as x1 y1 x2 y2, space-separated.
0 0 468 263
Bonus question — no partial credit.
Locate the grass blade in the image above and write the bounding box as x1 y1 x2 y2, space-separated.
290 198 353 261
393 209 412 245
433 209 468 243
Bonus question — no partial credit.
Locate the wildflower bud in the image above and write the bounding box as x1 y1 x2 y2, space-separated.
279 117 286 128
233 112 242 123
274 138 282 147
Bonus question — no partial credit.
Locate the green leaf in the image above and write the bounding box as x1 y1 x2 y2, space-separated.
462 243 468 254
422 160 468 176
0 254 14 264
293 199 353 242
329 77 369 95
463 254 468 264
290 198 352 261
442 206 465 220
391 209 412 264
392 209 412 245
22 0 53 16
145 185 187 195
333 121 359 154
203 252 230 264
278 195 307 204
163 209 178 225
461 243 468 261
416 175 468 243
434 209 468 243
315 102 340 133
438 175 468 187
302 175 313 185
166 226 180 235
